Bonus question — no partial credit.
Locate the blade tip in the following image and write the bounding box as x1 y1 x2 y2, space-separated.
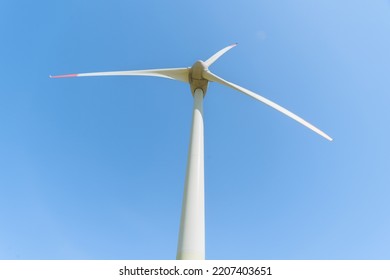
50 74 78 79
323 134 333 141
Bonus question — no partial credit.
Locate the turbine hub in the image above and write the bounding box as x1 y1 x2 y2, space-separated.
189 60 209 96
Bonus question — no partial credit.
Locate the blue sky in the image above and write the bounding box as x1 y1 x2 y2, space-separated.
0 0 389 260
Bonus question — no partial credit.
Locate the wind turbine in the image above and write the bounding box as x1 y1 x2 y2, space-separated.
51 43 332 260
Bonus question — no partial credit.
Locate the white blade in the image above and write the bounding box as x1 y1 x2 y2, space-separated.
204 71 332 141
204 43 238 67
50 68 190 83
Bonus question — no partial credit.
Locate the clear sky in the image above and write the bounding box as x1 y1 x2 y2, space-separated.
0 0 389 260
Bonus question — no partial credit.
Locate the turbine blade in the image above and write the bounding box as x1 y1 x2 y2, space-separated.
50 68 190 83
204 43 238 67
204 71 332 141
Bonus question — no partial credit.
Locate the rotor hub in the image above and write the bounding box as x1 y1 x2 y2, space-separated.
189 60 209 96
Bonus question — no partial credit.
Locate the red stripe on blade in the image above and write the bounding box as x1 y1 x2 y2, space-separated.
50 74 78 78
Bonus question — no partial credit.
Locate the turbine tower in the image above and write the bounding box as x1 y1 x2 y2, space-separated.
51 44 332 260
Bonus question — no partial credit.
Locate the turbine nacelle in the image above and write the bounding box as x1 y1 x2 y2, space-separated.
189 60 209 95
